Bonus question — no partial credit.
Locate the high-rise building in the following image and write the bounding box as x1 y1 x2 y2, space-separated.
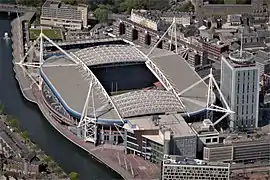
40 0 88 30
220 50 260 131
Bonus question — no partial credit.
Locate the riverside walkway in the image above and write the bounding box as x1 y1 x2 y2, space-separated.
0 3 36 13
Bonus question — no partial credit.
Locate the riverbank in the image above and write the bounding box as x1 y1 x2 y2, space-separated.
10 8 160 180
9 9 131 180
0 112 67 179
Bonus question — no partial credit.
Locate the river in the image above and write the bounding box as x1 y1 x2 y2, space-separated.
0 14 121 180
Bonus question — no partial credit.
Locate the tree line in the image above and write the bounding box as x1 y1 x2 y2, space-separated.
0 104 80 180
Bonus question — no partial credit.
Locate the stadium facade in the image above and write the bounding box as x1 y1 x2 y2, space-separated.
39 39 212 141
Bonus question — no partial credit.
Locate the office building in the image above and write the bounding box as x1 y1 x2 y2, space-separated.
162 155 230 180
203 133 270 162
220 50 260 131
255 50 270 76
190 119 220 155
40 0 88 30
124 114 197 164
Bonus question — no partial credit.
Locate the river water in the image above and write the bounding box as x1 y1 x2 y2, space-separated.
0 14 121 180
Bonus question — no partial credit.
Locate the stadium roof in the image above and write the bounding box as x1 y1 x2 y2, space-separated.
41 43 210 119
73 44 147 67
139 47 209 113
112 90 183 118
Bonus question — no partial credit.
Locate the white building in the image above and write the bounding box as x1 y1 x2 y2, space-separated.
220 50 260 131
40 0 88 30
162 155 230 180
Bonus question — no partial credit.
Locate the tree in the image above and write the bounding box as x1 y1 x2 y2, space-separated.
177 1 195 12
7 116 20 129
63 0 76 5
0 104 4 114
54 166 63 175
93 7 110 23
69 172 80 180
49 161 58 169
21 131 29 141
42 155 53 164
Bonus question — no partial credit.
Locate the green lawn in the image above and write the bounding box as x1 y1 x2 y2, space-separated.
224 0 236 4
30 29 63 40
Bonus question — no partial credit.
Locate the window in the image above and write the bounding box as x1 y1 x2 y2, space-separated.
212 138 218 143
206 139 211 143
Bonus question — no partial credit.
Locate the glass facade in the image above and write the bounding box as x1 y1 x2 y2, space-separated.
125 130 164 164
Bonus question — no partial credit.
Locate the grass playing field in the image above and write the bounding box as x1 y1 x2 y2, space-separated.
224 0 236 4
30 29 63 40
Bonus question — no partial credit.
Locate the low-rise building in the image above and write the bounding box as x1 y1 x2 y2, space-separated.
40 0 88 30
202 39 229 60
203 133 270 163
190 120 220 156
123 114 197 164
227 14 242 26
162 155 230 180
255 50 270 76
130 9 192 31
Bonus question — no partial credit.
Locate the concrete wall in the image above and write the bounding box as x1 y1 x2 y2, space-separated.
170 135 197 158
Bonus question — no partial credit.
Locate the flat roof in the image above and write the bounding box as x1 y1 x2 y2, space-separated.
164 155 229 167
142 135 164 145
127 114 195 138
206 134 270 148
191 121 219 136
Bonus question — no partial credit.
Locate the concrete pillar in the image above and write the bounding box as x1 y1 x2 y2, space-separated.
139 30 147 46
126 25 133 42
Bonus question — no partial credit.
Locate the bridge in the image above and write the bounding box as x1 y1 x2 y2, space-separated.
0 4 36 13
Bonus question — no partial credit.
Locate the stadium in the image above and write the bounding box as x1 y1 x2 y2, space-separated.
38 37 217 146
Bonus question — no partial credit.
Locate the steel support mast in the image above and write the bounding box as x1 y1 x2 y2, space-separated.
177 68 234 126
15 32 124 144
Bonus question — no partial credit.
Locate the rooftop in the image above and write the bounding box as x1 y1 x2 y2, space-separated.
41 41 210 119
206 133 270 148
139 47 210 113
163 155 230 167
42 0 61 7
126 114 196 138
190 120 219 136
73 44 147 67
222 50 257 68
132 9 191 23
255 50 270 65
